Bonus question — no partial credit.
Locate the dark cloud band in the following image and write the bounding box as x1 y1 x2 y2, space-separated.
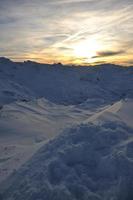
93 50 125 58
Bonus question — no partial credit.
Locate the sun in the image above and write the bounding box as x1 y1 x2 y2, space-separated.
73 38 101 58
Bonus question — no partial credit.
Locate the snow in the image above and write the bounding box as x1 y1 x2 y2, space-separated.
0 98 93 183
1 121 133 200
84 100 122 124
117 99 133 127
85 99 133 128
0 57 133 199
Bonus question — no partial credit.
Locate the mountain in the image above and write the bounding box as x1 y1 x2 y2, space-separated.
0 57 133 106
0 58 133 199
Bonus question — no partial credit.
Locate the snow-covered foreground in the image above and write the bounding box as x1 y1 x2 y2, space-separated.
1 99 133 200
0 57 133 199
0 98 94 183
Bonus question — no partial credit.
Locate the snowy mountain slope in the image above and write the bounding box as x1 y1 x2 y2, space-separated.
0 57 133 199
0 58 35 105
0 77 34 106
0 57 133 106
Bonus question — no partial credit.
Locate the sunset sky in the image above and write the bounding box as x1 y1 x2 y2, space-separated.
0 0 133 65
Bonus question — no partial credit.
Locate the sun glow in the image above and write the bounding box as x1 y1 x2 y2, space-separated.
73 39 101 58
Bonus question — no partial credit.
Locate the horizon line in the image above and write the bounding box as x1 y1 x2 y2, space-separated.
0 56 133 68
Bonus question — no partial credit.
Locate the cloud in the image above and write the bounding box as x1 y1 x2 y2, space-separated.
0 0 132 65
93 50 125 58
57 47 73 51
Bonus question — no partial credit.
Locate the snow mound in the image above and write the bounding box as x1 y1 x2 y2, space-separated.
117 99 133 127
2 121 133 200
85 99 133 128
0 97 93 183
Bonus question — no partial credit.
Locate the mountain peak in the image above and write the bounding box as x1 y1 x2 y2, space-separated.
0 57 13 64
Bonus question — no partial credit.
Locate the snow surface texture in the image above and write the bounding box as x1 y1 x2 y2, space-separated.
0 98 93 183
0 57 133 199
2 121 133 200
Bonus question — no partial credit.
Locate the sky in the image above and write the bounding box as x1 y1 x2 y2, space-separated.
0 0 133 66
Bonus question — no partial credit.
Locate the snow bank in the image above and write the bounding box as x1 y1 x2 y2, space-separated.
2 121 133 200
0 97 92 183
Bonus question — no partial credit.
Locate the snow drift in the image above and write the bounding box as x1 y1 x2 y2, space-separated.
2 120 133 200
